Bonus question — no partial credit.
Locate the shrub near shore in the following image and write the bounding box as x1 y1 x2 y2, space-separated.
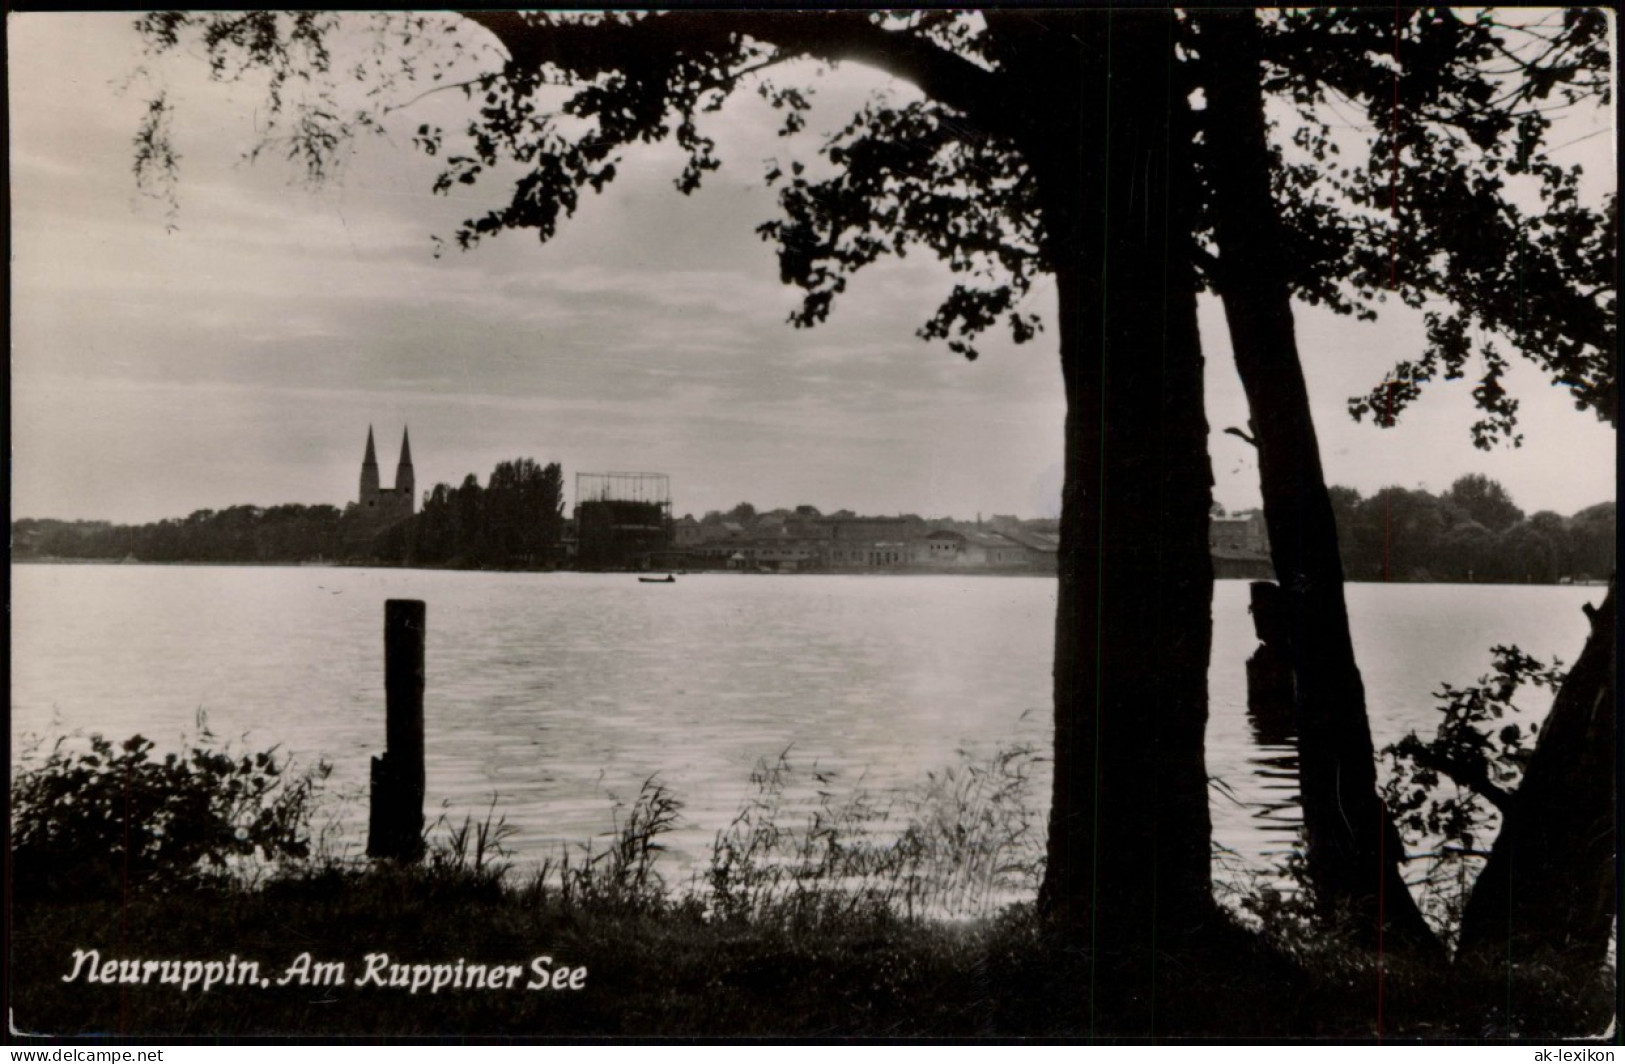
9 734 1614 1038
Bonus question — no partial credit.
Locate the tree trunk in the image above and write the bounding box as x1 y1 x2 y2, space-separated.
1009 11 1216 977
1196 10 1439 955
1458 581 1616 968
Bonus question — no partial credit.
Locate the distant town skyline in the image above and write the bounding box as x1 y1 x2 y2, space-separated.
10 13 1615 527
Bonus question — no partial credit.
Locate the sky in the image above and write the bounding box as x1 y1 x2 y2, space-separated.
9 12 1616 526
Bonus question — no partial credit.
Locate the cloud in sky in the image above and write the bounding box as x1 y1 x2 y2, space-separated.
9 12 1614 525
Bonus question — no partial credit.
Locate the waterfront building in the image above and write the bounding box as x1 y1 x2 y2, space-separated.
1210 510 1273 579
354 425 415 529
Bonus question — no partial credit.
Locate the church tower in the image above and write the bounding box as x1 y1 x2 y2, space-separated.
356 425 416 526
360 425 381 509
395 427 415 511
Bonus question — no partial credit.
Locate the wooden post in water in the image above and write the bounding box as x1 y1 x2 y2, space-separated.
367 599 426 861
1244 580 1296 744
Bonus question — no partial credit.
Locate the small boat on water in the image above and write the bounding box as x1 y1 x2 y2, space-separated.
639 574 677 584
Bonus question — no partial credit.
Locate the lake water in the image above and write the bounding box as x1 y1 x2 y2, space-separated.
10 565 1603 891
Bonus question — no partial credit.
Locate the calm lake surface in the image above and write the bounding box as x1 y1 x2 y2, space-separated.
10 565 1602 888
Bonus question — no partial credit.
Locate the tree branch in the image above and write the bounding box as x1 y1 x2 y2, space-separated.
455 10 1011 137
383 75 511 118
1407 745 1515 814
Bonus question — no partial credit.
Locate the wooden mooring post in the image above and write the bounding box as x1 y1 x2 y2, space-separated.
367 599 426 861
1244 580 1296 744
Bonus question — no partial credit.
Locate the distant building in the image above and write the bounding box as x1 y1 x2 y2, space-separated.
829 516 924 543
912 529 1032 569
354 426 415 530
574 472 673 570
821 517 921 569
1211 510 1272 579
693 520 749 544
576 500 669 569
673 515 704 547
983 527 1060 572
725 537 826 572
919 529 968 564
1210 511 1268 554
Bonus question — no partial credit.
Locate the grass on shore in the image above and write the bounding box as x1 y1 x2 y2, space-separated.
13 859 1612 1040
9 739 1615 1040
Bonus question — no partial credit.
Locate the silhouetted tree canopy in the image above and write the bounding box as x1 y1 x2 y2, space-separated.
123 7 1616 992
133 10 1614 440
415 457 566 567
1325 480 1609 584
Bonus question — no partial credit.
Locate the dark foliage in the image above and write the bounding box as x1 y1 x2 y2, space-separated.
1256 9 1615 446
1328 482 1611 583
10 753 1611 1036
11 505 345 564
413 457 566 568
11 457 568 569
11 732 329 902
1383 645 1566 936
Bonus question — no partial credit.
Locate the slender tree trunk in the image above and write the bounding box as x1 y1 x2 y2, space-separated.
1196 10 1439 955
1009 11 1216 981
1458 581 1616 968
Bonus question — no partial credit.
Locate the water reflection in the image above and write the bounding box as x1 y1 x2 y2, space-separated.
1239 580 1302 863
1246 742 1301 858
11 567 1599 888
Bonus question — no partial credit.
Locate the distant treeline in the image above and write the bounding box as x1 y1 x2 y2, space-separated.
12 504 347 564
12 471 1614 583
395 458 566 568
13 458 567 570
1324 475 1614 584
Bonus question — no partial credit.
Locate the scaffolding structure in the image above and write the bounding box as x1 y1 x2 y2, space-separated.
575 472 672 510
573 472 673 570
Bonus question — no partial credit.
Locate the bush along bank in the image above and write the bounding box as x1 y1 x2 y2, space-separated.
9 732 1614 1039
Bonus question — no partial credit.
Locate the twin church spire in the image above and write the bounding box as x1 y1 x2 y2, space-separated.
358 425 415 522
